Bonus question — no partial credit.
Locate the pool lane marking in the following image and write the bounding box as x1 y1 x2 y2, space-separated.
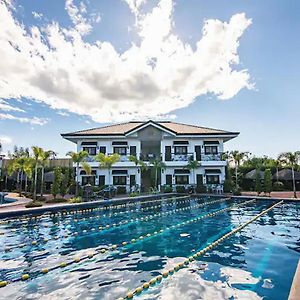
1 198 231 251
0 198 255 286
0 195 193 226
121 200 284 300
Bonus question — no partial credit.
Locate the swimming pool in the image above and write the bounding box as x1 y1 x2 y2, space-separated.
0 195 299 299
0 197 16 205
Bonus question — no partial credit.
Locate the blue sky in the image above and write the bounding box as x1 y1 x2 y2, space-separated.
0 0 300 157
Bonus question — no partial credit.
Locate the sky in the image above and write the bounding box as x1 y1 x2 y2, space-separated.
0 0 300 157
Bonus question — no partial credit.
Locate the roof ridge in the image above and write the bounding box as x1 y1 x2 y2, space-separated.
158 120 229 133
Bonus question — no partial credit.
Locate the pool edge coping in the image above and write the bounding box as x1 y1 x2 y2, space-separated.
289 260 300 300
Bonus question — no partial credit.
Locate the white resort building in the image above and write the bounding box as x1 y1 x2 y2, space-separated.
61 121 239 193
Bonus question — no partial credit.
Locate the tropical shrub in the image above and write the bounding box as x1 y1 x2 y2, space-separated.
45 198 67 203
25 201 43 208
162 185 173 193
176 185 186 193
195 184 206 194
255 169 262 195
264 169 272 195
68 197 82 203
129 192 139 197
273 181 284 191
51 167 62 199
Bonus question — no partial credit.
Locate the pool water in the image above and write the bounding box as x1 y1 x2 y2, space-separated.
0 197 16 205
0 196 299 300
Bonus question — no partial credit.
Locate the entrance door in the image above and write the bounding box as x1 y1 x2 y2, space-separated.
166 174 172 186
130 175 136 187
141 169 152 192
99 175 105 187
196 174 203 186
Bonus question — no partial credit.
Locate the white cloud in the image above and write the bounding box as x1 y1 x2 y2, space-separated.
57 111 70 117
0 99 25 112
0 135 13 145
0 113 48 125
32 11 43 20
65 0 93 35
0 0 252 123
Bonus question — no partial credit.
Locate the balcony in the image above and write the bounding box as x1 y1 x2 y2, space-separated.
201 153 223 161
165 153 194 162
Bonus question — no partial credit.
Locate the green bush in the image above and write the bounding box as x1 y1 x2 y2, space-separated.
68 197 82 203
45 198 67 203
163 185 173 193
223 179 232 193
232 187 242 196
25 201 43 208
51 167 62 198
195 184 206 194
116 186 127 195
176 185 186 193
264 169 272 195
273 181 284 191
129 192 139 197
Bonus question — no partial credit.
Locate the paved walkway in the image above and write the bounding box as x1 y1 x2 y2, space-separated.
242 191 300 199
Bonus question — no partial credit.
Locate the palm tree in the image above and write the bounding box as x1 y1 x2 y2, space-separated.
273 158 282 183
40 150 56 197
32 146 43 201
24 157 34 193
226 150 250 189
81 161 92 175
151 158 166 189
278 151 300 198
95 153 120 196
186 157 200 190
66 150 89 196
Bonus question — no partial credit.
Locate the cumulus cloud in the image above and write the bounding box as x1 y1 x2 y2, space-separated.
0 113 48 125
0 0 252 123
65 0 100 35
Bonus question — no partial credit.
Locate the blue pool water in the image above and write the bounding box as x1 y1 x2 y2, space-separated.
0 196 299 300
0 197 16 205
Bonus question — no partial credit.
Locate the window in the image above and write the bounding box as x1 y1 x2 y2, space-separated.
98 175 105 187
113 176 127 185
114 147 127 155
83 147 96 156
175 175 189 184
99 146 106 154
204 146 218 155
206 175 220 184
174 146 187 155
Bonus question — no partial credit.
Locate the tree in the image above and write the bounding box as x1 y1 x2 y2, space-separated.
223 167 233 193
32 146 43 201
60 171 70 198
66 150 89 196
278 151 300 198
96 153 120 196
186 157 200 189
40 150 56 197
151 158 166 189
255 168 262 195
264 169 272 196
51 167 62 199
226 151 250 190
23 158 34 193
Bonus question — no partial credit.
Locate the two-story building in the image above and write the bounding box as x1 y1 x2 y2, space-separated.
61 120 239 193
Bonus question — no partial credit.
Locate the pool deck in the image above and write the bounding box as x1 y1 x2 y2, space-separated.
289 260 300 300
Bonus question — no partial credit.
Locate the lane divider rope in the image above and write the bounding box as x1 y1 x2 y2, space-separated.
0 195 193 226
1 198 231 251
121 200 284 299
0 198 255 286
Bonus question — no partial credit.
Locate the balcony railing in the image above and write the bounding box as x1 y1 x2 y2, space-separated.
165 153 194 162
201 153 223 161
83 152 224 163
